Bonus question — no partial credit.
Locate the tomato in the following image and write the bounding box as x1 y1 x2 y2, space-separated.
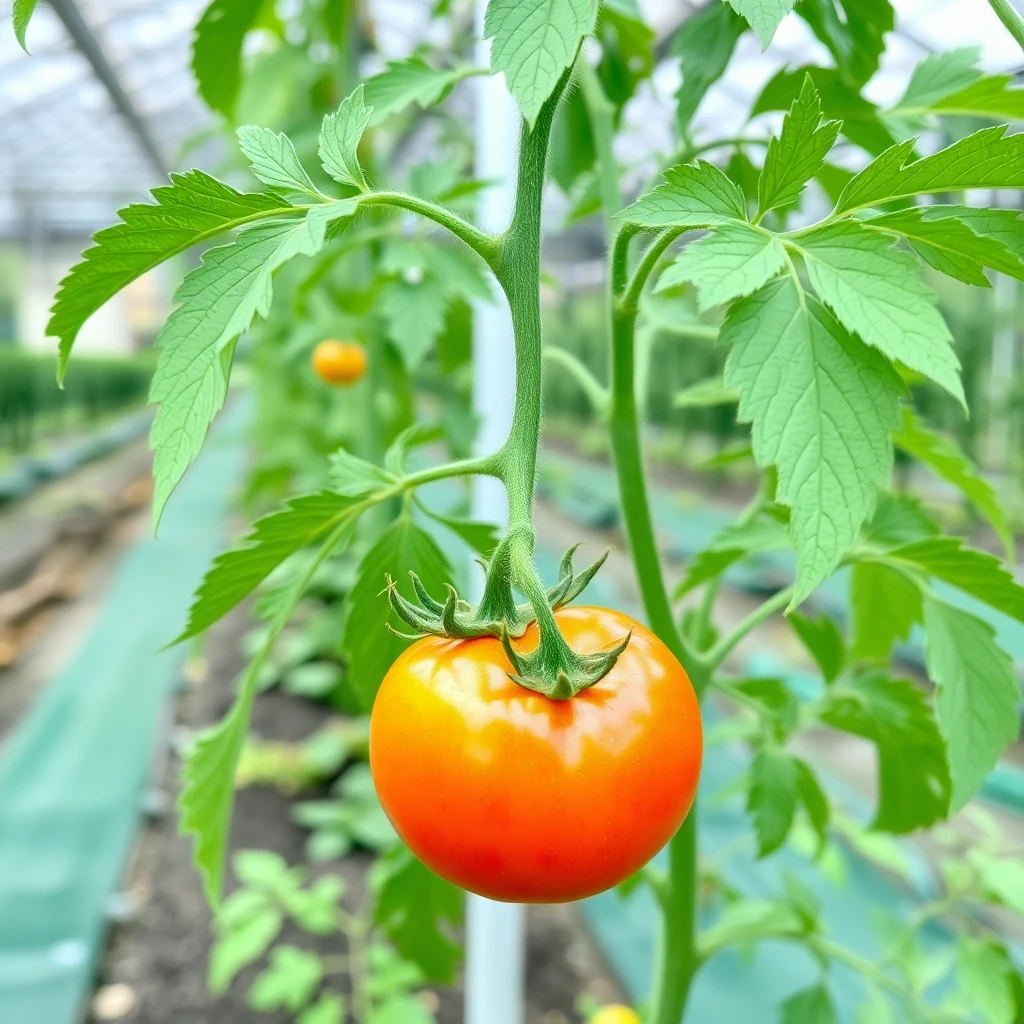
369 606 702 903
592 1006 642 1024
312 339 366 385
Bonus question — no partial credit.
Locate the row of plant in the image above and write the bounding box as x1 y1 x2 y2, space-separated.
12 0 1024 1021
0 349 154 452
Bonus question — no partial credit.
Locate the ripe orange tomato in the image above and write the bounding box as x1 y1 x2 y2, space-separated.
312 339 366 385
369 606 702 903
592 1007 642 1024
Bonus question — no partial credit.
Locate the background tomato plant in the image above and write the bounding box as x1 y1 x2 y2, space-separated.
11 0 1024 1021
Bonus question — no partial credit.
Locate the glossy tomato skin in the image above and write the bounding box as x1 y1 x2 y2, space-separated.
312 339 366 385
369 606 702 903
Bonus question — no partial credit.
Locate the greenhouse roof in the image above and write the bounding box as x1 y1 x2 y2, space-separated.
0 0 1021 237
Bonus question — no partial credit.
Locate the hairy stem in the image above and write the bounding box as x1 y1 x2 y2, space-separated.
359 191 500 267
988 0 1024 53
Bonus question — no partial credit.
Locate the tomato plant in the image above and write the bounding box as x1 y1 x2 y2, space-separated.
16 0 1024 1020
371 606 701 903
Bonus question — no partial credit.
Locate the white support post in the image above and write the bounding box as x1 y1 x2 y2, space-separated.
464 3 526 1023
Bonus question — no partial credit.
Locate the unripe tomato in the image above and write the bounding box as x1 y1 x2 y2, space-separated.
370 606 702 903
592 1006 642 1024
312 339 366 385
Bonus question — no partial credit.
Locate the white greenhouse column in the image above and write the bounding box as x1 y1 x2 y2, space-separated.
464 3 526 1024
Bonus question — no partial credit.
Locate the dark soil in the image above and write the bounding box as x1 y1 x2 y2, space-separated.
92 603 624 1024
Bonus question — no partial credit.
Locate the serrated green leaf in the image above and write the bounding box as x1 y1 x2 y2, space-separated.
328 449 395 497
821 672 950 831
209 903 283 994
380 279 450 369
180 523 356 908
658 223 786 311
758 76 842 217
371 845 464 983
249 945 323 1012
49 170 288 380
675 514 789 596
796 220 962 404
150 210 350 524
836 125 1024 215
672 1 745 131
788 611 845 682
779 984 837 1024
861 490 939 548
796 0 893 87
850 560 922 661
484 0 599 126
364 58 478 123
929 75 1024 121
957 938 1016 1024
923 597 1020 811
298 994 345 1024
618 160 747 227
728 0 796 48
722 278 902 604
192 0 264 117
895 405 1013 560
13 0 38 50
237 125 322 201
865 206 1024 286
891 47 982 114
794 760 829 853
748 747 800 856
177 494 358 644
342 518 453 709
319 86 372 190
890 538 1024 623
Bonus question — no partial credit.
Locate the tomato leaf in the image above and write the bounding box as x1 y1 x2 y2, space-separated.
618 161 747 228
12 0 38 50
48 171 289 381
319 86 372 190
675 515 789 597
176 493 360 644
248 946 323 1013
779 984 838 1024
849 560 922 661
797 220 963 405
379 278 450 369
192 0 265 117
484 0 599 127
150 208 353 525
672 1 745 131
209 898 283 994
297 994 345 1024
371 845 464 984
342 518 453 709
758 76 842 218
889 47 983 114
237 125 322 201
836 125 1024 214
796 0 893 87
364 58 479 124
923 597 1020 811
748 747 827 856
788 611 845 683
727 0 796 49
894 406 1013 560
722 278 902 605
657 222 787 312
820 672 950 832
328 449 395 497
889 538 1024 624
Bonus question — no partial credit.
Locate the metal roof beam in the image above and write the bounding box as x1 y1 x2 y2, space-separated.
45 0 168 178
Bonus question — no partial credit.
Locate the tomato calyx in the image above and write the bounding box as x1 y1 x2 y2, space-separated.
386 542 628 697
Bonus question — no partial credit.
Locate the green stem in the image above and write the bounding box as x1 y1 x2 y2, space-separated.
988 0 1024 52
647 808 700 1024
358 191 500 267
620 228 685 313
542 346 609 416
702 586 793 673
